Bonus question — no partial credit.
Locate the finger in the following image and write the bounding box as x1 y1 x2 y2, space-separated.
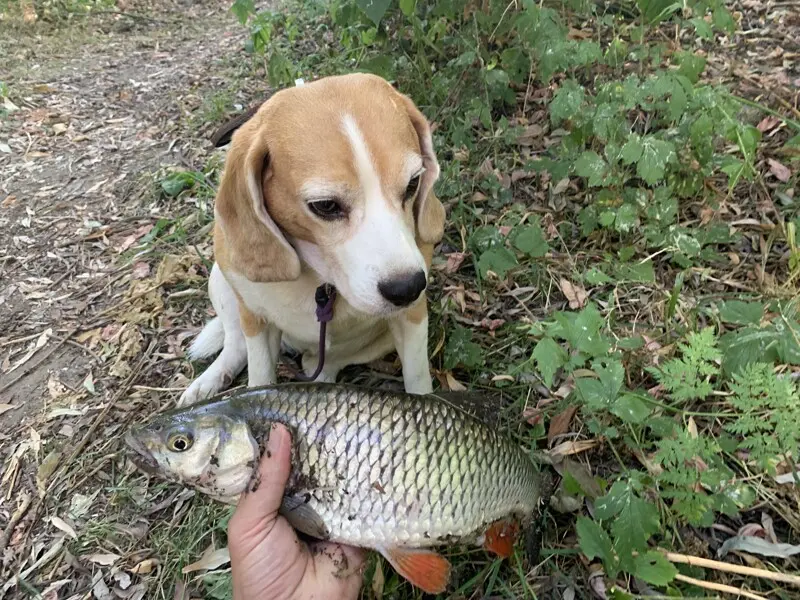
229 423 292 532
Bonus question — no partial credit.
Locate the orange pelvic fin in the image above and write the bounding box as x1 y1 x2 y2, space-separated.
377 545 451 595
483 519 520 559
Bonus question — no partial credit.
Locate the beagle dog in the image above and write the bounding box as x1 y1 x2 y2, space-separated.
178 73 445 406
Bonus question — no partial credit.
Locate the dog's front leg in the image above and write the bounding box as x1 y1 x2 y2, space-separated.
389 297 433 394
239 303 281 387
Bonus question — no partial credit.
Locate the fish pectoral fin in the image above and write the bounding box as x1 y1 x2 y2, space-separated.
377 545 451 595
483 519 520 559
279 494 329 540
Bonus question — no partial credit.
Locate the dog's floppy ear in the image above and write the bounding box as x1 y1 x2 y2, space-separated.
214 112 301 283
398 94 446 245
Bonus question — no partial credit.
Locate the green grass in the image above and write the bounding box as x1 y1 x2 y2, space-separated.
123 0 800 597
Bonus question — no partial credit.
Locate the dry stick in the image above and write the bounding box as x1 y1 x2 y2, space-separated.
0 493 31 558
674 574 767 600
662 550 800 587
0 327 79 396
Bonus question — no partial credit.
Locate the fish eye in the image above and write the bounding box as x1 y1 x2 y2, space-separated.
167 432 194 453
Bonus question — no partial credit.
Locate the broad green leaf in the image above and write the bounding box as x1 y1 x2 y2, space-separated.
612 393 652 424
675 51 707 84
478 247 518 278
615 204 638 233
719 326 781 375
620 134 644 165
575 151 608 187
576 360 624 409
576 516 616 569
672 231 702 257
691 17 713 39
532 337 567 387
713 6 736 34
614 260 655 283
595 481 660 559
550 80 585 125
230 0 255 24
719 301 764 325
636 0 678 23
356 0 392 25
637 137 675 185
512 223 549 257
585 268 612 285
161 172 196 197
633 552 677 585
444 326 482 369
399 0 415 17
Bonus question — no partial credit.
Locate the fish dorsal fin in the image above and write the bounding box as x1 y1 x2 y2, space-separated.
428 390 502 427
377 546 451 595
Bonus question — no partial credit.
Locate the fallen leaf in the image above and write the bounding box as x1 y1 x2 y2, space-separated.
444 371 467 391
548 405 578 443
768 158 791 182
86 553 122 566
129 558 159 575
443 252 466 274
83 372 96 394
36 450 62 497
0 142 10 154
517 124 544 146
132 262 150 279
7 328 51 373
93 576 114 600
182 547 230 574
757 115 781 132
548 439 598 457
52 123 68 134
687 416 698 439
1 194 17 207
69 490 99 519
718 535 800 559
50 515 78 540
560 278 588 309
114 571 132 590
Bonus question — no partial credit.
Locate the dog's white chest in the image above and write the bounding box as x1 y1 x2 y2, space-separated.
227 271 384 353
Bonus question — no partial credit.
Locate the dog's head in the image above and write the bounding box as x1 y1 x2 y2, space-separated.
213 73 445 316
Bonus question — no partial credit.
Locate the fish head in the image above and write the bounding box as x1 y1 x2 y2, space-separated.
125 410 259 504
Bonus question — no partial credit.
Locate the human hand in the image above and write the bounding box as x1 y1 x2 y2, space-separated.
228 423 366 600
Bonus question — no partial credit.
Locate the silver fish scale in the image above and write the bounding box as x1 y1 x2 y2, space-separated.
247 385 542 548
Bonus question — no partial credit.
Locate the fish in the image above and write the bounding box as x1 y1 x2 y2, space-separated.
124 383 551 595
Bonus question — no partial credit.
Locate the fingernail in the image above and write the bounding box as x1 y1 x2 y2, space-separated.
266 422 287 456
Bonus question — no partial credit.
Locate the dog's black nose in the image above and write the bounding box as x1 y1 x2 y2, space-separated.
378 271 427 307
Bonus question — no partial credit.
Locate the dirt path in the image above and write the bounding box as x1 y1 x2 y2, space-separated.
0 3 266 597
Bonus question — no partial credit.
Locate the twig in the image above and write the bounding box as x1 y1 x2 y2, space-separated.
0 327 79 396
0 493 31 558
674 573 767 600
661 550 800 587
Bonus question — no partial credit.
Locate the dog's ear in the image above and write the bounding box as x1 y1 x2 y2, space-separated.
398 94 446 245
214 112 301 283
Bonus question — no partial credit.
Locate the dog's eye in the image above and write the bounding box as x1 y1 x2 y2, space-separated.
404 175 421 203
308 199 345 220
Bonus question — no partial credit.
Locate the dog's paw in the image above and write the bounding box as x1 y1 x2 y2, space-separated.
177 372 232 407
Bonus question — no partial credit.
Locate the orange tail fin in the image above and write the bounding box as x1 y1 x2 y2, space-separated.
483 519 520 559
378 545 451 595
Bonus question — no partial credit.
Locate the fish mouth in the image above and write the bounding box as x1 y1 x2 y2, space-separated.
124 429 159 476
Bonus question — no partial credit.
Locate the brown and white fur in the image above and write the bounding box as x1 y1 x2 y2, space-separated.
179 74 445 406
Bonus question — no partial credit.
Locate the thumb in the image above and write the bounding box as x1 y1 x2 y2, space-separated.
229 423 293 535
